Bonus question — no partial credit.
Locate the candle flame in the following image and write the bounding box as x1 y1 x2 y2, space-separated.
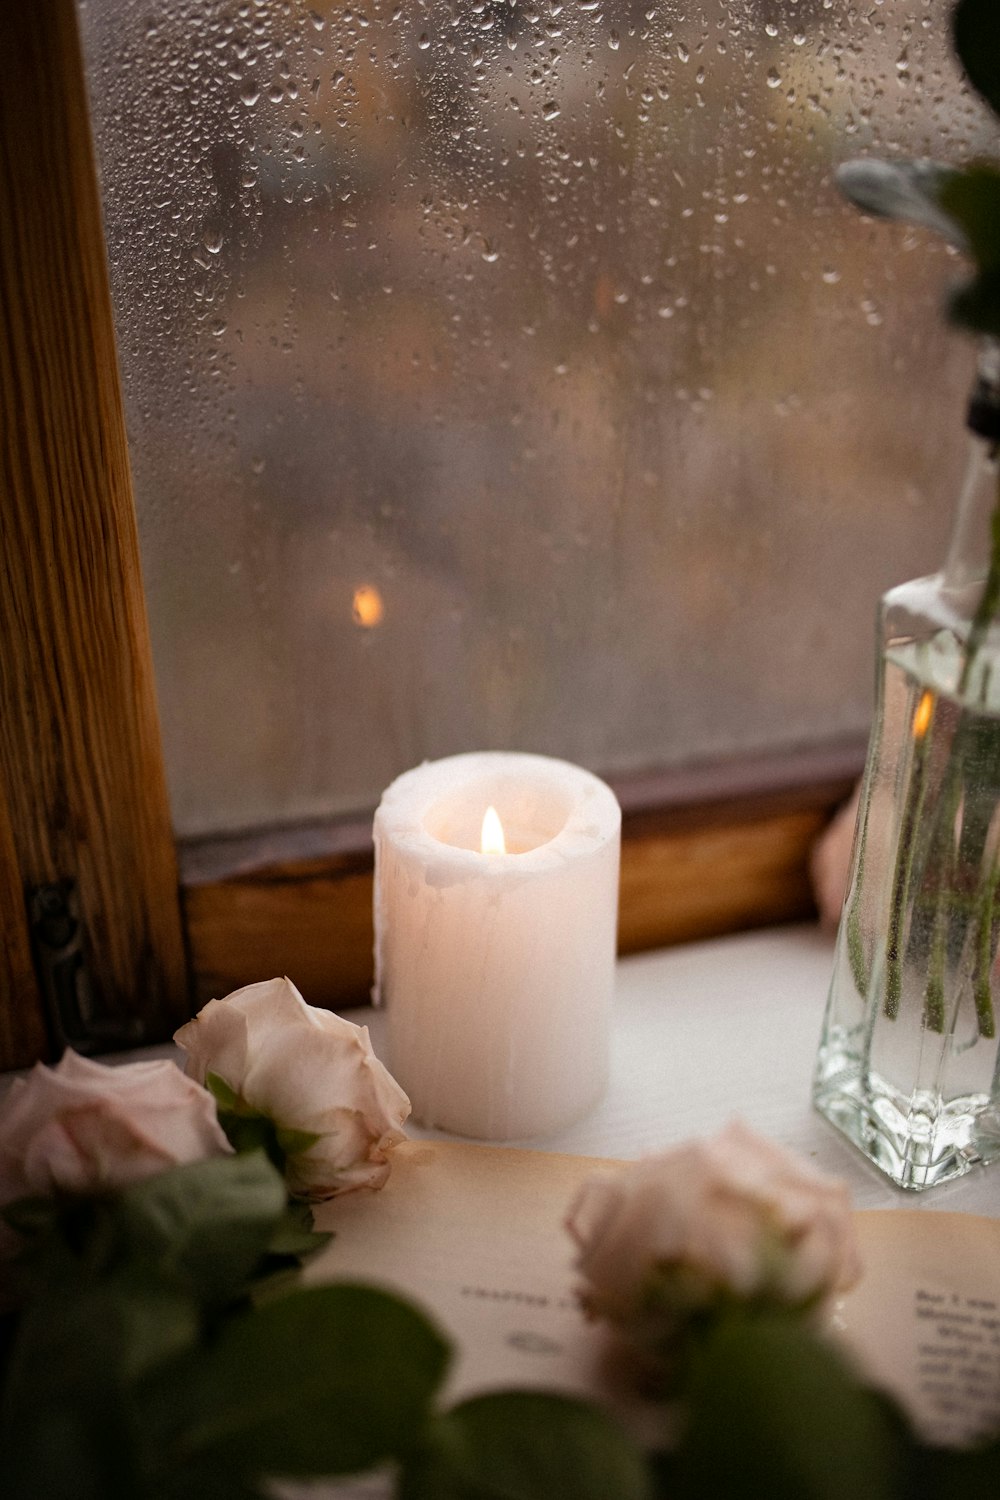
481 805 506 855
913 690 934 740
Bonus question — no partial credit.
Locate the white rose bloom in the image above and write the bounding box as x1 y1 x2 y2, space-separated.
0 1050 231 1209
174 977 410 1199
567 1120 861 1327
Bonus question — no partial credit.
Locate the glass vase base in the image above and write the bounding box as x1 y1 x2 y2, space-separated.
813 1060 1000 1192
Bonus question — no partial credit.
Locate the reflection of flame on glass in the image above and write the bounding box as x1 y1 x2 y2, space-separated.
481 805 506 855
912 690 934 740
352 584 384 628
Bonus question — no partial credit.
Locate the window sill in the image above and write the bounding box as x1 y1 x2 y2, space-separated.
9 922 996 1218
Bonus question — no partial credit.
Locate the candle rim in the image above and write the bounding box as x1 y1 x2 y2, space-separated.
374 751 621 870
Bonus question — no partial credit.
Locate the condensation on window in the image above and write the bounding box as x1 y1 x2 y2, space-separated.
77 0 992 838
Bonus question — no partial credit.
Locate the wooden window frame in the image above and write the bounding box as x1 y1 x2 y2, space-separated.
0 0 860 1070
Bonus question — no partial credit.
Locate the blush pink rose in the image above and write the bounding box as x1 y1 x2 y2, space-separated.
0 1050 231 1210
567 1120 861 1327
174 977 410 1200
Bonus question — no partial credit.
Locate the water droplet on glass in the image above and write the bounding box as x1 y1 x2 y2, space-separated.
240 84 260 106
418 32 430 49
766 68 781 88
542 100 561 120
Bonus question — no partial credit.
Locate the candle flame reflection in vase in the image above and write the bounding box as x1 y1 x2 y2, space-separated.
373 752 621 1140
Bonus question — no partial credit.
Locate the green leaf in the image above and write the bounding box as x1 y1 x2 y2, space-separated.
108 1153 288 1307
149 1468 270 1500
0 1276 198 1500
954 0 1000 120
1 1194 62 1241
214 1108 285 1167
212 1086 321 1173
915 1435 1000 1499
206 1072 241 1112
173 1283 450 1477
276 1124 322 1157
671 1310 908 1500
0 1407 128 1500
246 1202 333 1307
401 1392 653 1500
265 1198 331 1259
835 158 964 245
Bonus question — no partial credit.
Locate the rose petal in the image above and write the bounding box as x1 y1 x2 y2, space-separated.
0 1052 231 1213
175 1001 251 1090
172 979 410 1198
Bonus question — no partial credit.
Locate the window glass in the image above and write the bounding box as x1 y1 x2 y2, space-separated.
77 0 988 838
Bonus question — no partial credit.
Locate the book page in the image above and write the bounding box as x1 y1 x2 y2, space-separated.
310 1142 637 1422
311 1142 1000 1448
833 1211 1000 1447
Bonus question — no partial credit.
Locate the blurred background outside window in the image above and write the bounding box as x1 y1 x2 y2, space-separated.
76 0 991 839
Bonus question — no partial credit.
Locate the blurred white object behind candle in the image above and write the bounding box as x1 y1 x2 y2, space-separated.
373 752 621 1140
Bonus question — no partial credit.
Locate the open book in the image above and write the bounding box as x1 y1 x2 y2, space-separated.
311 1141 1000 1450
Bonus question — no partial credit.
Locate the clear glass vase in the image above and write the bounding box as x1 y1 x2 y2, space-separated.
813 370 1000 1191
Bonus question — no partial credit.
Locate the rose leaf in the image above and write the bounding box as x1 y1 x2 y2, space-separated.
170 1283 451 1478
146 1471 268 1500
109 1154 288 1306
275 1124 322 1158
246 1202 333 1305
0 1276 200 1500
953 0 1000 120
399 1392 653 1500
265 1198 331 1259
206 1071 241 1112
0 1194 62 1241
213 1106 287 1168
912 1435 1000 1498
671 1309 907 1500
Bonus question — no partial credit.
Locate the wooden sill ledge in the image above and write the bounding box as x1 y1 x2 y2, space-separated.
179 738 864 1009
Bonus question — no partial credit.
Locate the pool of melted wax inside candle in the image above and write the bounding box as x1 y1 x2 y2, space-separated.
423 774 574 854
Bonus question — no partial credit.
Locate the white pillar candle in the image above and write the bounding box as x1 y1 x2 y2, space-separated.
373 751 620 1140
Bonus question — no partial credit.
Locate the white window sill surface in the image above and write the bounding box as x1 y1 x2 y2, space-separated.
359 923 1000 1217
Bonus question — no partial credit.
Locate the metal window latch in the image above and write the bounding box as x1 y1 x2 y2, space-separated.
29 882 145 1055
